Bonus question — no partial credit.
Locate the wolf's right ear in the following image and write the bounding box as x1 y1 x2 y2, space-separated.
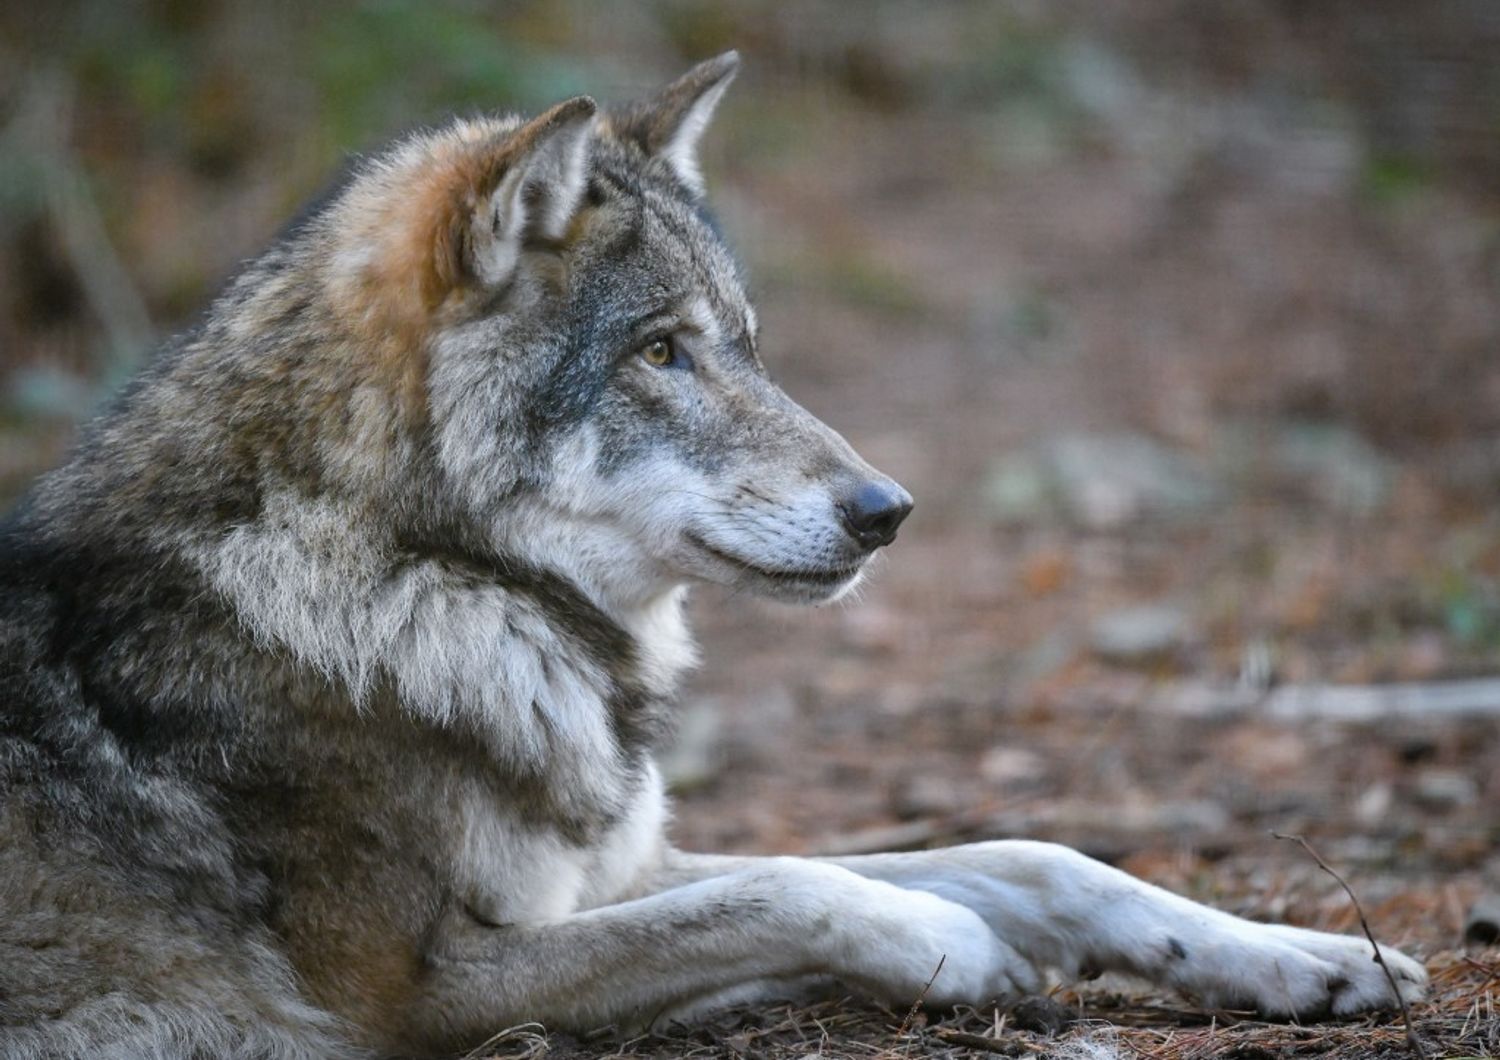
608 51 739 197
436 96 597 297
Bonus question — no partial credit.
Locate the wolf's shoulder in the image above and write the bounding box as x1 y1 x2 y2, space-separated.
0 515 242 764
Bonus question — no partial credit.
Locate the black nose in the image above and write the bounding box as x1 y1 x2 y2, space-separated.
838 480 914 550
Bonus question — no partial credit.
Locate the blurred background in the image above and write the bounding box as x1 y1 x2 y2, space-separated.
2 0 1497 962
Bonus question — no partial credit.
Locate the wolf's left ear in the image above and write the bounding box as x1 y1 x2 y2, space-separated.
609 51 740 196
460 96 597 290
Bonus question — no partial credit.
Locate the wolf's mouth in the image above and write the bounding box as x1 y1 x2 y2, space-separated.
685 531 863 587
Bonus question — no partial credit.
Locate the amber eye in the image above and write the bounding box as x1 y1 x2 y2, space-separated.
640 337 676 368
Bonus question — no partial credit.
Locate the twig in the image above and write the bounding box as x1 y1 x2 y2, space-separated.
1157 677 1500 721
931 1026 1026 1055
1271 831 1427 1060
893 953 945 1040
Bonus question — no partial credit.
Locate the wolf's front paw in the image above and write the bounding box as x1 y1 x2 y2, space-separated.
1263 925 1428 1017
843 885 1042 1008
1173 922 1427 1018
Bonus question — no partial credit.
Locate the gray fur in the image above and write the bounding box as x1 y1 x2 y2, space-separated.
0 54 894 1057
0 53 1426 1059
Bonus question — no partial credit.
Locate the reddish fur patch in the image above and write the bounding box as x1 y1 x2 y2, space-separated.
323 99 593 426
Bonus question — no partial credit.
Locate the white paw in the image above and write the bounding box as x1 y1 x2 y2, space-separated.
1170 921 1428 1018
837 882 1041 1008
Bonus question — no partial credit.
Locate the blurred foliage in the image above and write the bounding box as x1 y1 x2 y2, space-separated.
1360 153 1434 206
1432 528 1500 651
4 1 1498 397
309 1 589 148
0 0 609 427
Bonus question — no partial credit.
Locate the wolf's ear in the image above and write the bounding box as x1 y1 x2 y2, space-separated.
609 51 739 196
453 96 597 291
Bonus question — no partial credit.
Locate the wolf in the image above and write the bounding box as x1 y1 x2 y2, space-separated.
0 52 1426 1059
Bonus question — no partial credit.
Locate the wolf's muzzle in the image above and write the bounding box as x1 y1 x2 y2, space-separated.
837 480 914 550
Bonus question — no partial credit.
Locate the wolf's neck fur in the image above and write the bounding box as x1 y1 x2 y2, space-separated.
191 483 693 810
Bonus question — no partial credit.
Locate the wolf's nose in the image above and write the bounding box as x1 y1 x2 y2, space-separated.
838 480 914 550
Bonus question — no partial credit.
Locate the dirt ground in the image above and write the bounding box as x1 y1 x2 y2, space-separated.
2 5 1497 1058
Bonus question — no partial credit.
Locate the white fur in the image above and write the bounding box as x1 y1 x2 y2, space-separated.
660 75 733 197
1051 1034 1123 1060
194 488 665 820
457 766 669 926
831 840 1429 1017
458 797 587 925
595 841 1428 1029
490 417 870 608
477 109 594 287
576 764 671 907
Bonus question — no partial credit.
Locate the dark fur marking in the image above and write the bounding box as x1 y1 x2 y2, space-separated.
524 197 652 443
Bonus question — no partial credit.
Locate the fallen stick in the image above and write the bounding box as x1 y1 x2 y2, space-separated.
1271 832 1426 1060
894 954 946 1041
1159 678 1500 722
1262 679 1500 722
932 1026 1029 1054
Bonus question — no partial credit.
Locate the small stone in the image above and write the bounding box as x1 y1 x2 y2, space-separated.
1412 768 1479 811
1354 782 1394 827
892 775 963 820
1090 604 1190 663
839 602 903 655
982 456 1052 524
1464 894 1500 946
1273 424 1393 516
1047 433 1219 529
979 747 1048 786
982 432 1221 528
1008 995 1078 1036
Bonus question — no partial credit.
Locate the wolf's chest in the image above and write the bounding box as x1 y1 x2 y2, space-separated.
455 762 670 924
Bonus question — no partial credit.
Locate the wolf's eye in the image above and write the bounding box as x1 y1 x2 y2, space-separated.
640 337 677 368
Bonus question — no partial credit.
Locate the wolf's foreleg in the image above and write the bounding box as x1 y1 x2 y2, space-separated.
407 856 1039 1046
653 841 1426 1019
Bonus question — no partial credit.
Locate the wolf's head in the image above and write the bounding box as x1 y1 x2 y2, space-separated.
316 52 911 607
244 55 911 610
